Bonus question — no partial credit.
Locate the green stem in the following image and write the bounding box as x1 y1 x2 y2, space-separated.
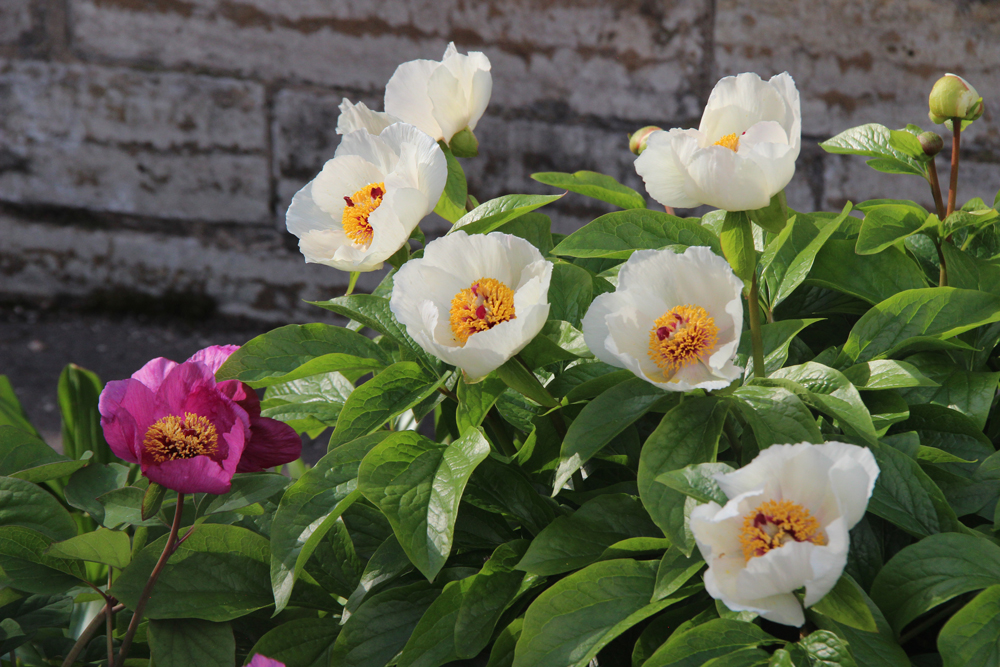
113 494 186 667
60 603 124 667
748 272 765 378
946 118 961 219
935 239 948 287
345 271 360 296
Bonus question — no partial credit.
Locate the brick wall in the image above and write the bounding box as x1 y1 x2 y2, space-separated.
1 0 998 322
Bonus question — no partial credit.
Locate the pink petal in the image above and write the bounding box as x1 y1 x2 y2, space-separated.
247 655 285 667
144 455 234 494
216 380 257 417
99 379 157 464
155 362 219 414
237 416 302 473
187 345 240 375
131 358 179 392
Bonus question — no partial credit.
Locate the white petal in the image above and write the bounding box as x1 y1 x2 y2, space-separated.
767 72 802 155
803 517 850 606
635 129 705 209
466 66 492 131
700 72 791 141
335 130 399 175
739 540 816 600
715 442 812 501
285 179 334 237
336 98 399 136
582 292 623 369
822 442 880 528
740 120 789 147
384 59 443 141
429 60 469 144
380 123 447 214
683 145 773 211
311 155 385 216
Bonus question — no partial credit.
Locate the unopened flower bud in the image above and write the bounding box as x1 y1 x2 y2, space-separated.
928 74 984 125
450 127 479 158
629 126 661 156
918 131 944 157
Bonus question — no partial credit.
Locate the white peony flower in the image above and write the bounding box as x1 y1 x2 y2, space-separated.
335 98 400 136
582 246 743 392
390 231 552 381
285 122 447 272
384 42 492 145
635 72 801 212
690 442 879 627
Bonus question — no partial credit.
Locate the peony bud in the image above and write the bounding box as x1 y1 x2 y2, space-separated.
450 127 479 158
918 131 944 157
628 126 661 156
928 74 984 125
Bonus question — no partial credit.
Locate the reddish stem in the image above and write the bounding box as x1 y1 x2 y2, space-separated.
927 159 946 221
946 119 961 218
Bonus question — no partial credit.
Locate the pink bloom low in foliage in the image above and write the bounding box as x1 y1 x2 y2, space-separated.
247 655 285 667
99 345 301 494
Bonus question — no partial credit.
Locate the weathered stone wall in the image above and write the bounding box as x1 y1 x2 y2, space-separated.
2 0 998 322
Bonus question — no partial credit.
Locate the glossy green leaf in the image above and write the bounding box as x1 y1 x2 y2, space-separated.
736 319 821 378
797 630 858 667
769 362 876 441
216 324 389 387
870 532 1000 634
434 141 468 223
762 205 849 307
532 170 646 209
551 209 721 259
820 123 926 177
57 364 112 463
643 618 778 667
841 360 937 390
838 288 1000 365
937 584 1000 667
730 386 823 449
0 427 89 484
63 462 130 525
455 374 507 432
513 559 683 667
553 377 666 494
516 494 659 575
809 574 877 632
548 262 594 327
655 462 733 505
0 377 38 437
451 194 563 236
0 476 77 541
358 429 490 580
720 211 756 282
856 205 934 255
330 362 443 447
807 240 927 305
47 527 131 569
201 473 289 516
270 433 387 613
148 618 235 667
0 526 87 594
897 353 1000 429
487 618 522 667
654 548 706 601
247 617 340 667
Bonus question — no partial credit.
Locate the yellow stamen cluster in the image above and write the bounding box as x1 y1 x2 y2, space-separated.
647 304 718 372
449 277 516 345
341 182 386 247
143 413 218 463
713 132 740 152
739 499 827 561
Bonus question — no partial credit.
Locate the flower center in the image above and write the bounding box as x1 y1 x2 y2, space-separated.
449 277 516 345
713 133 740 152
739 499 827 561
647 304 718 372
341 182 385 247
143 412 218 463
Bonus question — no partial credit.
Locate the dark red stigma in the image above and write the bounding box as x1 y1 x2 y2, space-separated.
656 326 670 341
370 186 384 199
753 513 768 528
344 196 354 207
475 305 487 320
470 283 479 296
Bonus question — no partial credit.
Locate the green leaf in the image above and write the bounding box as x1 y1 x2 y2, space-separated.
47 527 131 569
762 205 850 307
797 630 858 667
0 426 87 484
57 364 112 463
148 619 235 667
838 288 1000 365
809 574 877 632
820 123 926 177
654 548 706 601
551 209 722 259
937 584 1000 667
0 525 87 594
944 208 999 236
247 617 341 667
215 324 389 387
637 397 728 549
702 648 771 667
548 262 594 327
358 429 490 580
201 473 289 516
841 360 937 390
455 374 507 432
941 242 1000 295
513 559 686 667
656 463 733 505
309 294 443 377
0 475 77 541
531 170 646 210
343 535 412 618
142 482 166 521
769 362 876 441
856 205 935 255
0 377 38 438
720 211 756 282
495 358 560 409
643 618 778 667
896 353 1000 429
467 458 558 536
98 487 158 529
270 433 387 613
113 524 334 621
887 128 927 159
434 142 468 223
807 240 927 305
63 462 130 525
330 362 443 447
749 191 789 234
497 211 554 255
450 127 478 157
262 371 353 436
451 194 564 235
552 377 666 494
870 532 1000 634
736 319 821 378
516 494 659 575
867 441 963 536
330 581 440 667
730 386 823 449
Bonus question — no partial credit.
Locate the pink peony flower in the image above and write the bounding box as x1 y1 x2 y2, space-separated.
99 345 301 494
247 655 285 667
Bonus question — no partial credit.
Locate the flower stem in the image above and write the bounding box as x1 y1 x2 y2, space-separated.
106 570 115 665
946 118 962 218
927 159 947 220
748 272 765 378
60 602 124 667
113 494 186 667
935 239 948 287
